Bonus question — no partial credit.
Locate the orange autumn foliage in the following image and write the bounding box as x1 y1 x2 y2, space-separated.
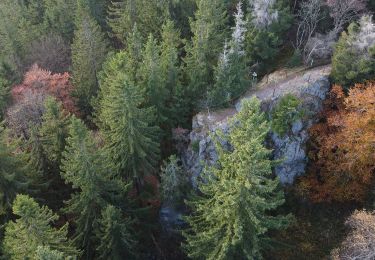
298 82 375 202
11 64 79 115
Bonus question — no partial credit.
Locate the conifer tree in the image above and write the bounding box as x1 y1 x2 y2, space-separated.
72 0 109 117
107 0 170 45
95 205 136 260
160 20 185 126
245 0 292 73
2 194 79 259
62 116 130 259
183 97 291 260
40 97 69 168
43 0 76 40
0 129 29 218
98 73 160 180
184 0 228 109
107 0 137 44
209 1 249 108
139 34 167 125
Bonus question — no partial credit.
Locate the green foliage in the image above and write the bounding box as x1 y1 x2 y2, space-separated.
35 246 65 260
208 2 249 108
245 0 292 73
0 76 9 119
271 94 303 136
139 34 167 124
331 18 375 89
2 194 79 259
183 0 228 109
40 97 69 167
0 129 29 219
0 0 45 78
183 97 292 259
72 0 109 117
95 205 136 260
286 49 303 68
98 67 160 180
160 20 185 126
191 140 200 153
160 155 189 206
62 116 131 258
107 0 170 45
43 0 76 40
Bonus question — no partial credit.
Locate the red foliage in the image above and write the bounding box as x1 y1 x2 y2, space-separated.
11 64 79 115
298 82 375 202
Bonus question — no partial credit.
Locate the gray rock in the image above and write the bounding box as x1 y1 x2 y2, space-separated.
179 66 331 186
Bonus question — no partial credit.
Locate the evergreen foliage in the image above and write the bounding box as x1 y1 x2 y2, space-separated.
160 155 189 206
98 72 160 180
2 194 79 259
271 94 303 136
208 2 249 108
43 0 76 41
107 0 170 45
331 16 375 89
183 0 228 109
139 34 167 125
95 205 136 259
183 97 291 259
0 129 29 218
72 0 109 117
61 116 131 258
245 0 292 73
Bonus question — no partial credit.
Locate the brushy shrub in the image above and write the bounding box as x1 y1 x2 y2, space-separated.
286 49 303 68
271 94 303 136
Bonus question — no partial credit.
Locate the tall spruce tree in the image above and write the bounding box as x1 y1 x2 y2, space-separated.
2 194 79 259
183 0 228 110
95 205 136 260
72 0 109 117
62 116 130 259
209 1 249 108
160 20 185 126
98 72 160 181
39 97 69 168
183 97 291 260
139 34 167 125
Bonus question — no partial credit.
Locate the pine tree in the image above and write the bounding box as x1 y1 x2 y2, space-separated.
139 34 167 125
95 205 136 260
160 20 185 126
183 97 291 260
98 73 160 180
71 0 109 117
2 194 79 260
61 116 130 259
209 1 249 108
183 0 228 110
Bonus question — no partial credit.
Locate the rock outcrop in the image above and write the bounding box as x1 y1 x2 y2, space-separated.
179 65 331 185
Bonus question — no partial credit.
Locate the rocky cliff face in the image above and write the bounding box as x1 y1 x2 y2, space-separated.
179 65 331 185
